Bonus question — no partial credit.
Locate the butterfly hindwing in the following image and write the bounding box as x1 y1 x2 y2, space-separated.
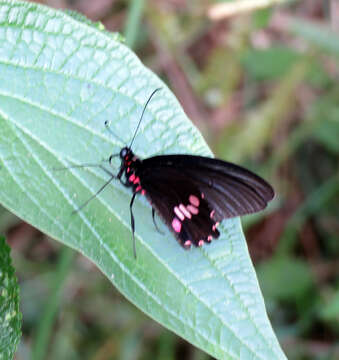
139 169 219 248
136 155 274 248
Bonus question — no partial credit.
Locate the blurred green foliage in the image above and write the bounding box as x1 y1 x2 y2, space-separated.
1 0 338 359
0 237 21 359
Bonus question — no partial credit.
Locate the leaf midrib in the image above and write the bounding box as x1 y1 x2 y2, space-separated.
0 83 278 359
2 118 240 360
0 97 269 360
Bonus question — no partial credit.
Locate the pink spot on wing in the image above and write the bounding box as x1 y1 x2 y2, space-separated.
210 210 215 219
201 192 205 199
207 235 212 242
135 185 142 192
174 206 185 221
133 176 140 184
127 167 130 173
141 189 146 196
179 204 191 219
212 222 220 232
187 205 198 215
172 218 181 233
129 174 135 182
198 240 204 247
189 195 200 207
184 240 192 248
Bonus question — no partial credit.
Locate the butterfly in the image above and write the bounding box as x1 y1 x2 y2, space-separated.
70 89 274 257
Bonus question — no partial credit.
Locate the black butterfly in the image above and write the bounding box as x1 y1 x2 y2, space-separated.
70 89 274 257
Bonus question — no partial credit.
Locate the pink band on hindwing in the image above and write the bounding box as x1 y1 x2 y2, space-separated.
187 204 198 215
189 195 200 207
172 217 182 233
174 206 185 221
179 204 191 219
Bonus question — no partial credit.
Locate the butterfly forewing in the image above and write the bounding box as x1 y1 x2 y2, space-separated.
136 155 274 248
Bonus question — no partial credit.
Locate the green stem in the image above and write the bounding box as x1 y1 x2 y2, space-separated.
124 0 145 48
31 246 74 360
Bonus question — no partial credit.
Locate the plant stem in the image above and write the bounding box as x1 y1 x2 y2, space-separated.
124 0 145 48
31 246 74 360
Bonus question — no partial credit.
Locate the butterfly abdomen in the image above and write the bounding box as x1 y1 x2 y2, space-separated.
122 152 147 196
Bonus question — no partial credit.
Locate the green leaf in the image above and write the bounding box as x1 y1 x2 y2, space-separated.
252 8 272 29
314 117 339 154
289 18 339 56
257 256 314 302
62 9 125 43
0 1 286 359
311 92 339 154
0 236 22 359
242 46 300 80
320 288 339 322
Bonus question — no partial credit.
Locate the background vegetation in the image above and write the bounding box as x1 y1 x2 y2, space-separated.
1 0 338 359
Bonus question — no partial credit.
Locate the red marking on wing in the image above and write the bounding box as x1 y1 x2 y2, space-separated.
179 204 191 219
187 204 198 215
172 218 181 233
184 240 192 248
174 206 185 221
189 195 200 207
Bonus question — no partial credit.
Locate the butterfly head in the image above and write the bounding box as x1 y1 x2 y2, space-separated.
120 147 132 161
119 147 140 169
108 147 133 165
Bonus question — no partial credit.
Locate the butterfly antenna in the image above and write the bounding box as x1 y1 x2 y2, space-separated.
129 88 162 149
104 120 126 146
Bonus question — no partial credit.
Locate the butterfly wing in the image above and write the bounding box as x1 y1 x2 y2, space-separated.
137 155 274 248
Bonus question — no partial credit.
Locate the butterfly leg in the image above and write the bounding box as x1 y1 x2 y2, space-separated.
119 178 130 187
98 165 116 178
130 192 137 259
72 175 115 214
53 162 116 179
152 208 164 235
